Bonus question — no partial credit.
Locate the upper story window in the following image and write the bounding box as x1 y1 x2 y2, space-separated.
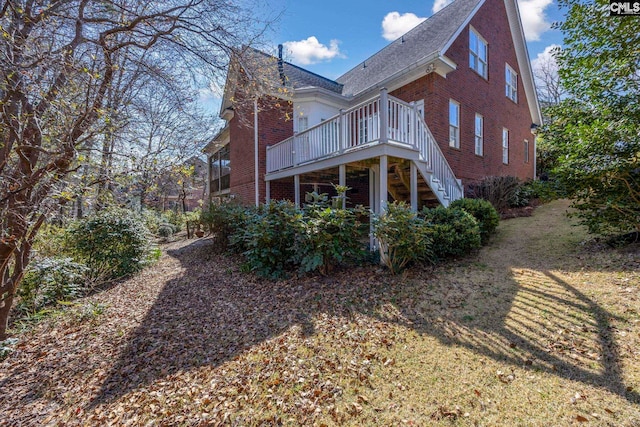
469 28 488 78
474 113 483 156
449 100 460 148
505 64 518 102
297 116 309 132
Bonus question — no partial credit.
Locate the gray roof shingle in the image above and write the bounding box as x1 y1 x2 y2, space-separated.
336 0 483 97
238 0 482 99
240 48 344 94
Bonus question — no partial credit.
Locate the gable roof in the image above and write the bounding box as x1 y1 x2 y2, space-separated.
219 47 343 115
336 0 484 97
241 47 343 93
221 0 541 125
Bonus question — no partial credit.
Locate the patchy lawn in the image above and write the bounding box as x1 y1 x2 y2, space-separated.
1 200 639 426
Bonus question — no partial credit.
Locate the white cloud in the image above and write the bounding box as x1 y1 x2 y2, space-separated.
381 12 427 41
432 0 454 13
283 37 342 65
531 44 560 72
518 0 553 41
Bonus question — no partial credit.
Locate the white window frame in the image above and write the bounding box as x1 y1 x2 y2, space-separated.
297 116 309 133
502 128 509 164
505 64 518 102
524 139 530 163
449 100 460 148
469 27 488 78
474 114 483 156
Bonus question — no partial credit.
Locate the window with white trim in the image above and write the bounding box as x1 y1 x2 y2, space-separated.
449 100 460 148
474 114 483 156
502 128 509 164
505 64 517 102
469 28 488 78
524 139 530 163
297 116 308 132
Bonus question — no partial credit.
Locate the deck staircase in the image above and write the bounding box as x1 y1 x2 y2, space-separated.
266 89 463 207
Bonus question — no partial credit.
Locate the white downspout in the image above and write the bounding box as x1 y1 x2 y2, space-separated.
254 99 259 206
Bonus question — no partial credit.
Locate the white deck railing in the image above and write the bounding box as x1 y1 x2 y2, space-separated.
266 89 463 202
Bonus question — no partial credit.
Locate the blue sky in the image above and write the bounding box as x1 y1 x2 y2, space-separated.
204 0 566 110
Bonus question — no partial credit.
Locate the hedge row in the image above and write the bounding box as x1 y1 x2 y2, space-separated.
202 196 499 277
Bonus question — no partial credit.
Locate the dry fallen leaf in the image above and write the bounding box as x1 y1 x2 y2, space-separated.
576 414 588 422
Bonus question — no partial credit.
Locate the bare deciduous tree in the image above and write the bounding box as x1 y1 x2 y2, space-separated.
0 0 265 339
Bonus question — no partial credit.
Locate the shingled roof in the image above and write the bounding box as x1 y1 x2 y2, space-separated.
336 0 483 97
238 47 344 94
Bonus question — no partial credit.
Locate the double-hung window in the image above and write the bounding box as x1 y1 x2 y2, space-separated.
505 64 517 102
474 114 483 156
502 128 509 164
469 28 488 78
449 100 460 148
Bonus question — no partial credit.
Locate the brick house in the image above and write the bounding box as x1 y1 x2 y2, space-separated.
204 0 542 213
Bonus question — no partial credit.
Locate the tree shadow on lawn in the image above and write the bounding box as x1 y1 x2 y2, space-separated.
90 238 639 408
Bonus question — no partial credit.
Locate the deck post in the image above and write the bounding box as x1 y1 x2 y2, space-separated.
410 161 418 211
410 101 417 149
265 180 271 203
369 165 379 251
293 135 299 167
380 155 388 212
338 109 345 153
294 174 300 207
379 88 389 144
339 164 346 208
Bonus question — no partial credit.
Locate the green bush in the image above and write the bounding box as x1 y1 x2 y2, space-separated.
509 184 535 208
449 198 500 245
373 202 433 274
231 201 302 279
65 208 154 280
422 206 481 259
526 179 564 202
157 223 174 238
201 201 249 250
140 209 163 234
17 257 88 314
31 223 68 259
295 200 366 275
162 209 185 232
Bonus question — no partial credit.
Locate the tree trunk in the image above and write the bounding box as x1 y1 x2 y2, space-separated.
0 287 16 341
0 245 29 341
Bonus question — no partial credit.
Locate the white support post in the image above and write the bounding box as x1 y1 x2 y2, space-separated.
205 154 211 204
265 180 271 203
369 166 378 251
294 174 300 207
380 155 388 213
410 161 418 211
338 109 345 153
254 99 260 207
339 164 346 209
410 101 417 149
379 88 389 144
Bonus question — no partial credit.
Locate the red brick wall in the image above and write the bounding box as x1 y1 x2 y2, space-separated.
227 0 535 203
228 97 293 205
390 0 535 185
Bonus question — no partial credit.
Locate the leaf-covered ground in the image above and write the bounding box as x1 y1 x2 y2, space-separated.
1 200 639 426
